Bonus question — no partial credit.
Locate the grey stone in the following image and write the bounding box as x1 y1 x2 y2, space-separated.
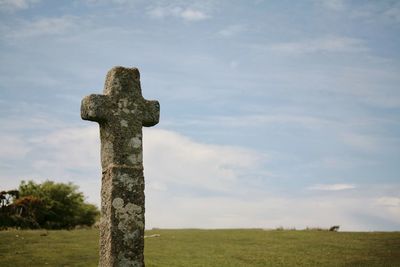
81 66 159 267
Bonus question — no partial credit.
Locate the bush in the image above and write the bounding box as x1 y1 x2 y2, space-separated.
0 180 99 229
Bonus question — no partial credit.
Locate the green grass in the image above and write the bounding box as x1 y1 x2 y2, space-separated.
0 229 399 266
0 229 98 267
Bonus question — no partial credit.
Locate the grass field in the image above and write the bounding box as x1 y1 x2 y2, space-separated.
0 228 399 267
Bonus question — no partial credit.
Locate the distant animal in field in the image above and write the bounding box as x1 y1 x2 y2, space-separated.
329 225 340 232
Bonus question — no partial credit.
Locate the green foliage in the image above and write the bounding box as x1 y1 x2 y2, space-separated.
11 195 45 228
0 180 99 229
0 229 399 267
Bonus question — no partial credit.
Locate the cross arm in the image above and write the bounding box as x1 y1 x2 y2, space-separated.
81 94 110 123
142 99 160 127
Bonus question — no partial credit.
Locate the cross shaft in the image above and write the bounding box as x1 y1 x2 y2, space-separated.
81 66 159 267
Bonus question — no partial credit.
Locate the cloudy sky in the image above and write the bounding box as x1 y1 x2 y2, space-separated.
1 0 399 231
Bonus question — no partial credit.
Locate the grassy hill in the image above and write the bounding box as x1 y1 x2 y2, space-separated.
0 228 399 266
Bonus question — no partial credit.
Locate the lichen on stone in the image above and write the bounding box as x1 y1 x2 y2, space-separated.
120 119 128 127
129 134 142 149
116 173 136 191
112 197 144 235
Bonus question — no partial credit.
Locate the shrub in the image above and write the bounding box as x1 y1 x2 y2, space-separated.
0 180 99 229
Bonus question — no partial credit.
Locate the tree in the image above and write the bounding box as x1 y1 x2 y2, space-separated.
0 180 99 229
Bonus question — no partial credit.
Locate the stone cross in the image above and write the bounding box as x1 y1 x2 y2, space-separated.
81 66 159 267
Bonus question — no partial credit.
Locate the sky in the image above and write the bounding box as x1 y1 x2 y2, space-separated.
0 0 399 231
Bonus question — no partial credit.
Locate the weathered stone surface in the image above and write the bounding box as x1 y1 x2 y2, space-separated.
81 66 159 267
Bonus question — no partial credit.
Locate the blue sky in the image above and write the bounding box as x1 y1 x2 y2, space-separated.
1 0 399 231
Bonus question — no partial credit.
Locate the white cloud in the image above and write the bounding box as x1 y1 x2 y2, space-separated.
181 8 208 21
147 6 209 21
6 16 79 38
29 126 100 171
8 126 102 204
1 16 81 40
146 193 400 231
317 0 345 11
144 128 264 193
374 197 400 223
267 36 368 54
0 0 40 11
0 125 264 205
0 125 102 204
218 24 246 37
377 197 400 208
0 124 398 230
0 135 30 160
308 184 356 191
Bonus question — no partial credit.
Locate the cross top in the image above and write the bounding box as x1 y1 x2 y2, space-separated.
81 66 160 170
104 67 142 98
